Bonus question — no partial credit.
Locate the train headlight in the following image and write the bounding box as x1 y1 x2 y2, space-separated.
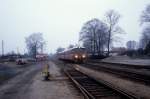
82 54 86 58
75 55 78 58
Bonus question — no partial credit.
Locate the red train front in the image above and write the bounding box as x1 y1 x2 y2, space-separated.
57 47 87 63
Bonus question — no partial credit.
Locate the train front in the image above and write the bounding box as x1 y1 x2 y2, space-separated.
74 49 87 63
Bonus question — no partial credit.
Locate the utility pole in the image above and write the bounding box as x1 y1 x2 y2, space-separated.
17 47 19 55
2 40 4 56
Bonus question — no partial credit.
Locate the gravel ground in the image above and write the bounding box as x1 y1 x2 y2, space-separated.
0 64 18 83
101 56 150 66
0 62 29 85
74 64 150 99
0 62 43 99
0 61 84 99
25 61 83 99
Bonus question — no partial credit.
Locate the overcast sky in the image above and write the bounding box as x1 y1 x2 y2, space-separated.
0 0 150 54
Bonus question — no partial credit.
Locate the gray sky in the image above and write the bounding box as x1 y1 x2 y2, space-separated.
0 0 150 54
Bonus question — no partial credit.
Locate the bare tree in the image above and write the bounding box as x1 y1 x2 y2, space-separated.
140 4 150 49
96 22 108 55
105 10 123 56
25 33 46 58
140 27 150 48
68 44 74 49
80 19 99 54
56 47 65 53
79 18 108 55
145 41 150 54
141 4 150 24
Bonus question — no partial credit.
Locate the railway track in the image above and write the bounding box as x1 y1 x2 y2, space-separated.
82 63 150 85
88 60 150 70
65 69 138 99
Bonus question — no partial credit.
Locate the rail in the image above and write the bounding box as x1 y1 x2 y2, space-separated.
65 69 139 99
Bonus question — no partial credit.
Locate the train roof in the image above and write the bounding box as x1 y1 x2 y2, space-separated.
58 47 85 54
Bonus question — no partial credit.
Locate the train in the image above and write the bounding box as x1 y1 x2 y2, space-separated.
57 47 87 63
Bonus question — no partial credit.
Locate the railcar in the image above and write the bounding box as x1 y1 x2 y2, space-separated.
58 47 87 63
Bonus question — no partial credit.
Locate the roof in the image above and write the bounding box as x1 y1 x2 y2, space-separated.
58 47 85 54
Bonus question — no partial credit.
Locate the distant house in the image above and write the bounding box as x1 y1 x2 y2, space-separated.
36 54 48 61
111 47 127 56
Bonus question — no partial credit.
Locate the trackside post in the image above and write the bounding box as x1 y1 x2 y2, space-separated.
42 64 50 81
